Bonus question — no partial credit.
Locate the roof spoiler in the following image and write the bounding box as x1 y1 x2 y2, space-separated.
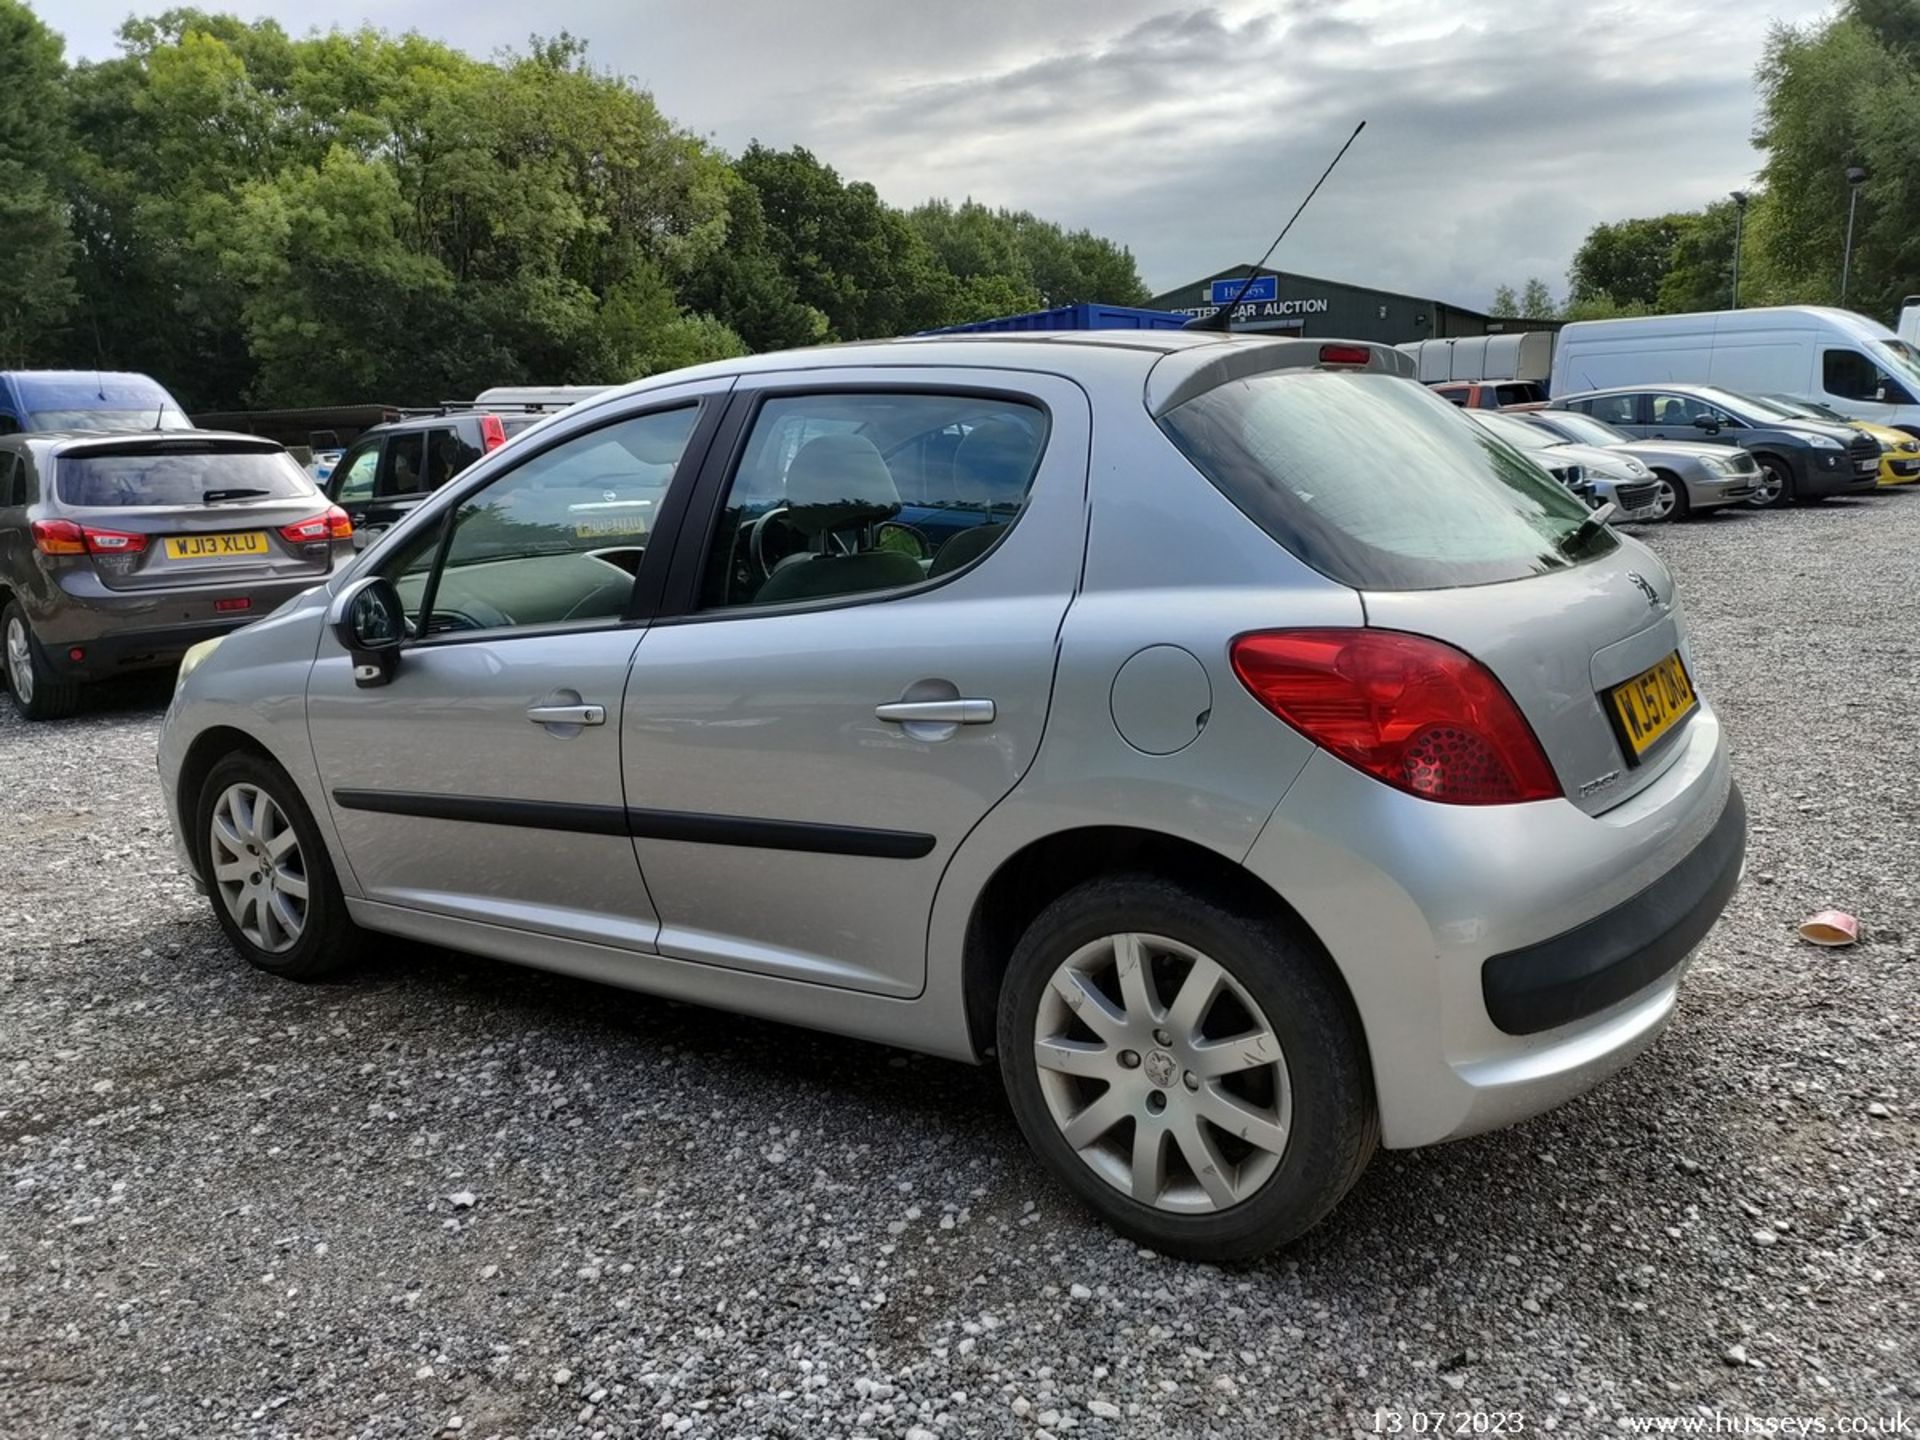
1145 339 1417 418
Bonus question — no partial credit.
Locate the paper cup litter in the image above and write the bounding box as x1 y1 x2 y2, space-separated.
1798 910 1859 946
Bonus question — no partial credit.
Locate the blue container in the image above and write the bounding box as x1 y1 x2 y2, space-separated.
923 303 1189 335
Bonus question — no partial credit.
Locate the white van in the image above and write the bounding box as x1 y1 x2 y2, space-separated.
1551 306 1920 435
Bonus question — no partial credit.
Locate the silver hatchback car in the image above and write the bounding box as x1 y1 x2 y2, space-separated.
159 334 1745 1260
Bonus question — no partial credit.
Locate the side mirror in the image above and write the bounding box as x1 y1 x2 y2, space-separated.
1692 414 1720 434
331 575 407 687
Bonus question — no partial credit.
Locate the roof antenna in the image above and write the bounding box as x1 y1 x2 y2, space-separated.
1185 119 1367 332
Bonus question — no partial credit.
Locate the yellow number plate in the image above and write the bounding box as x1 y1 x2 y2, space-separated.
165 531 269 560
1607 651 1697 760
573 516 649 539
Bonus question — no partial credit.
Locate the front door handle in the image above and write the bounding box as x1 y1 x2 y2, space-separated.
874 698 995 725
526 703 606 726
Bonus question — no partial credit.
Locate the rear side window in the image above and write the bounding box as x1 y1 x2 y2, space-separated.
1159 371 1607 591
424 426 480 490
1585 394 1642 426
55 445 315 507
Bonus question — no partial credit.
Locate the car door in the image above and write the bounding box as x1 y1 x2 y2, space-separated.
619 369 1091 997
306 383 730 948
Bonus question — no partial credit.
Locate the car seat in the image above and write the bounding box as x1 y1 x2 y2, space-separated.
753 433 924 604
928 417 1037 578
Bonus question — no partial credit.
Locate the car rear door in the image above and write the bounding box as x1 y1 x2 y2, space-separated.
617 367 1090 997
305 382 731 948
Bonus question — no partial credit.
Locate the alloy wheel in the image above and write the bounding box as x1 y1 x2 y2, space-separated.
1032 932 1292 1214
1650 479 1678 520
1748 464 1786 507
210 783 308 953
5 617 33 706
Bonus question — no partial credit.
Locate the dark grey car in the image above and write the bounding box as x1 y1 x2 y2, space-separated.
1 430 352 719
1551 384 1879 508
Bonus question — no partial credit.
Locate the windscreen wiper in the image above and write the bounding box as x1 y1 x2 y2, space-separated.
1556 501 1616 558
201 488 272 503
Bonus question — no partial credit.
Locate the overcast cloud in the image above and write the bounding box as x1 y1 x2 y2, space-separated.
40 0 1830 311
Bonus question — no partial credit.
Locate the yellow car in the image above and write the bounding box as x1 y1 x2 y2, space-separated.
1763 395 1920 485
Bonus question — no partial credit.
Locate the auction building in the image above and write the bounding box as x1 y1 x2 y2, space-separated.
1149 267 1562 346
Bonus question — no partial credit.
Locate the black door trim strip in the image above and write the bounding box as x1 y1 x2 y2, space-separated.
330 789 935 859
331 788 630 836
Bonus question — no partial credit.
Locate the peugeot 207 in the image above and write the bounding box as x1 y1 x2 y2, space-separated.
158 333 1745 1261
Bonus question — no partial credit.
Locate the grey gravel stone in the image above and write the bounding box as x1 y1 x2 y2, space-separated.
1 497 1916 1437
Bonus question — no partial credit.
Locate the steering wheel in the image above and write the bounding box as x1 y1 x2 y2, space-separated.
747 506 793 582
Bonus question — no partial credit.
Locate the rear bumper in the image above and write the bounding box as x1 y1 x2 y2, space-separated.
35 574 329 678
1243 704 1737 1149
1482 783 1745 1034
45 617 258 678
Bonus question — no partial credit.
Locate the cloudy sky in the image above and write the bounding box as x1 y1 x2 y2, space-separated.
42 0 1831 311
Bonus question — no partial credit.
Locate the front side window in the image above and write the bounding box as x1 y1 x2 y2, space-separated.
1160 371 1607 591
390 406 700 635
700 392 1047 611
1823 349 1913 405
331 442 379 503
1652 393 1733 428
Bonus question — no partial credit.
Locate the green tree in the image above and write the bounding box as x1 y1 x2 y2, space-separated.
1519 278 1556 317
909 198 1149 309
0 0 77 366
1566 215 1686 310
1488 283 1518 317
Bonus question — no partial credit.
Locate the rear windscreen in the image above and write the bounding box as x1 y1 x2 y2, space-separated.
1159 370 1611 591
57 446 316 507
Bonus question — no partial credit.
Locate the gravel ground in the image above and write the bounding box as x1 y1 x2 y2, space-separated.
2 495 1916 1440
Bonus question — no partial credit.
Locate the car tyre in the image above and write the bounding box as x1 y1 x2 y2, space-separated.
1649 471 1689 522
997 873 1376 1262
1746 455 1793 509
195 752 367 981
3 602 82 721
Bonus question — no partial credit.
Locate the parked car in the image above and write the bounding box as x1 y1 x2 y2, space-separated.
0 371 191 435
1466 410 1664 521
323 407 550 547
1430 379 1550 409
1550 384 1880 508
1 430 353 719
1549 305 1920 437
1517 410 1760 519
159 334 1744 1261
1757 394 1920 486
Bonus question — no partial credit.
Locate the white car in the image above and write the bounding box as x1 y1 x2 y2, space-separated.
1469 411 1664 521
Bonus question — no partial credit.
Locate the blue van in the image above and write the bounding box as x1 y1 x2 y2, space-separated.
0 371 191 435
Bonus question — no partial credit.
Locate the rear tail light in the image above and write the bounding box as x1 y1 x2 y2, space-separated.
279 505 353 544
479 413 507 451
82 526 148 553
1318 343 1373 367
31 519 86 555
1229 629 1561 805
31 520 149 556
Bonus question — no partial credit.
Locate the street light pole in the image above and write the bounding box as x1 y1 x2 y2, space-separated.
1729 191 1748 309
1842 165 1868 307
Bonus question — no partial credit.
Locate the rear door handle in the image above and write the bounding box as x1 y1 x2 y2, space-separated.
874 699 995 725
526 703 606 726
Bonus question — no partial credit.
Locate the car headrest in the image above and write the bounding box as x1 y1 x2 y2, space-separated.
782 433 900 535
951 417 1038 509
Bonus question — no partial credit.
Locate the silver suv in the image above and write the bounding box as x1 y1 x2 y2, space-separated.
158 334 1745 1260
